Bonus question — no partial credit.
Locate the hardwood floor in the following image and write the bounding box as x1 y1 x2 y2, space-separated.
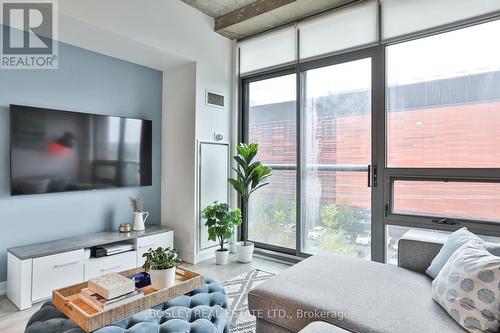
0 254 291 333
182 254 291 281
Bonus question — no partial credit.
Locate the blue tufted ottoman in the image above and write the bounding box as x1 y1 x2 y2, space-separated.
25 277 229 333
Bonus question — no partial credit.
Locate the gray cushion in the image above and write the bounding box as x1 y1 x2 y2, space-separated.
25 277 229 333
248 253 467 333
299 322 350 333
398 235 445 273
426 228 500 279
426 228 482 279
256 318 295 333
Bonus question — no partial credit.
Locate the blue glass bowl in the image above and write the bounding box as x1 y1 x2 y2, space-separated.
129 271 151 289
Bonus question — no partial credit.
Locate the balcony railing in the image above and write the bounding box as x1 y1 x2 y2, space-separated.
265 163 368 172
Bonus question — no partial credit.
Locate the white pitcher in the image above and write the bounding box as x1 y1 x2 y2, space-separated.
133 211 149 231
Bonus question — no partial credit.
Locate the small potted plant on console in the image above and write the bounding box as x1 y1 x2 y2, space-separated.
142 247 180 290
203 202 242 265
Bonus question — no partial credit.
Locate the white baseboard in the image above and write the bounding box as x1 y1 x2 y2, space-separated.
0 281 6 296
194 247 217 264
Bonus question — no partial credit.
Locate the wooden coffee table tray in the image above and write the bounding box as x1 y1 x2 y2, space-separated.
52 266 203 332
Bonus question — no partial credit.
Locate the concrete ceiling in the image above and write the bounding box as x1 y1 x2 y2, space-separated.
181 0 257 18
181 0 355 39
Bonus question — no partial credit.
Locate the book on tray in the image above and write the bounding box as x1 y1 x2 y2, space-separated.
80 288 144 311
88 273 136 299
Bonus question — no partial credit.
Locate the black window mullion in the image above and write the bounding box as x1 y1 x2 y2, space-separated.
371 44 386 263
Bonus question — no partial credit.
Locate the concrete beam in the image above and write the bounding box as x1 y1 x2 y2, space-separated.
215 0 296 31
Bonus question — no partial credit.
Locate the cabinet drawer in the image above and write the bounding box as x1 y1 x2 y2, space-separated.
84 251 137 280
32 249 84 302
136 232 173 266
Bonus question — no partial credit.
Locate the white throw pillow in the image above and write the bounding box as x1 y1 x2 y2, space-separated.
432 241 500 333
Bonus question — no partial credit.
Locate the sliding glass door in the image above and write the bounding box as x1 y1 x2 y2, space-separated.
301 58 372 258
243 53 375 257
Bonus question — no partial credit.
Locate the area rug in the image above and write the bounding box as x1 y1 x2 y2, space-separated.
222 269 275 333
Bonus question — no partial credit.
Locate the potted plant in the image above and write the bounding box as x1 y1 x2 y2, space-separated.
228 143 272 263
142 247 180 290
130 197 150 231
202 202 242 265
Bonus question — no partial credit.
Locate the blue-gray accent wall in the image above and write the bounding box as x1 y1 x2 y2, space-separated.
0 39 162 282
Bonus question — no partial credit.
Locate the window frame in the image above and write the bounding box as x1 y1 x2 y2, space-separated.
240 66 298 256
240 47 385 260
239 18 500 263
382 25 500 239
383 172 500 238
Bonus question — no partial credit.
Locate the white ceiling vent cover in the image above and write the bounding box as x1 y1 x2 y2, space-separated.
206 90 225 109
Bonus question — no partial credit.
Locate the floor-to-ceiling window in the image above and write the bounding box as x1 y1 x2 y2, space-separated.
246 72 297 250
301 58 372 258
383 19 500 262
243 49 381 257
240 12 500 262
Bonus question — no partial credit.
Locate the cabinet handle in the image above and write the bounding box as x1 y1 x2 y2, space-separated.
139 243 155 250
53 260 80 268
100 265 122 272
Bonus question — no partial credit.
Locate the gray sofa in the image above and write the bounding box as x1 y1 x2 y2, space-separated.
248 231 467 333
299 321 350 333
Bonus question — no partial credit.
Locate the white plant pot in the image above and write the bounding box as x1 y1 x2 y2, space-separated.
215 249 229 265
149 267 176 290
236 241 254 263
133 211 149 231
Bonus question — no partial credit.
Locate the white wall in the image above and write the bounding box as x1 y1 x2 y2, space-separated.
54 0 235 263
162 63 197 262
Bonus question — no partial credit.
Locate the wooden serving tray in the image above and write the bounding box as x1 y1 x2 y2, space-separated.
52 266 203 332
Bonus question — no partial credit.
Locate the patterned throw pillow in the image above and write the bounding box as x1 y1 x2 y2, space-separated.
432 241 500 333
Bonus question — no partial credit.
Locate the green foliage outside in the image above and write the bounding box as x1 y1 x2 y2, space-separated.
203 202 242 251
321 203 355 232
248 196 296 248
318 230 356 256
249 196 359 254
142 247 181 271
271 196 295 226
318 202 356 254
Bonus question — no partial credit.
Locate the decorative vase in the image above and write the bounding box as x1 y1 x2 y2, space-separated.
149 267 176 290
215 249 229 265
133 211 149 231
236 241 254 263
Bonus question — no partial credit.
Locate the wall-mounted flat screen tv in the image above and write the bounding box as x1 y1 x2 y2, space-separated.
10 104 152 195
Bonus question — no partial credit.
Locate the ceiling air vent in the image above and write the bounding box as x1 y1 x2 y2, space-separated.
206 90 225 109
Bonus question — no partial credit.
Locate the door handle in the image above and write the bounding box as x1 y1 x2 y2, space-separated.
139 243 155 250
367 165 371 187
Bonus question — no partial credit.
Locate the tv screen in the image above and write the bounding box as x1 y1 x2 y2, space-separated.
10 104 152 195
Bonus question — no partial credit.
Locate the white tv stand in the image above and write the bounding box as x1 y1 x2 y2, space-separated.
7 225 173 310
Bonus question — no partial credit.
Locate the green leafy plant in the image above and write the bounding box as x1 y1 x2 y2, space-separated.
337 204 355 232
318 230 357 256
321 203 355 232
228 143 272 245
129 197 144 212
142 247 180 271
203 202 242 251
